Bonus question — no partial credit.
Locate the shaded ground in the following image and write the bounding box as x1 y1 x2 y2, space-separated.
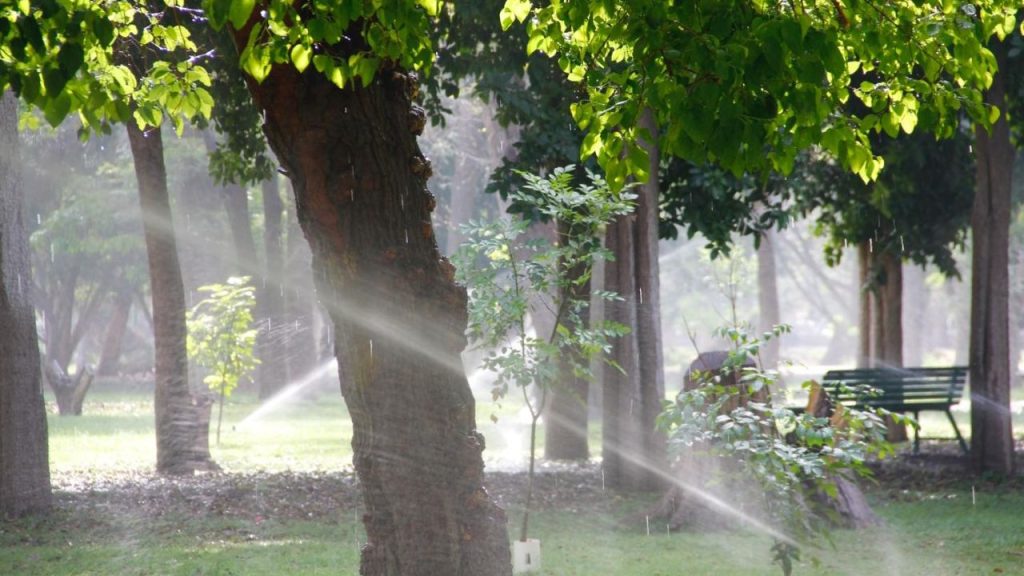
34 439 1022 533
41 461 613 530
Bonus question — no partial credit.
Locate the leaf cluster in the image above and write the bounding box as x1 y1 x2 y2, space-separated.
186 276 259 397
453 166 633 401
0 1 214 134
504 0 1019 188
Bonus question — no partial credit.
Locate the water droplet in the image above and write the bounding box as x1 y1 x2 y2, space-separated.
36 213 40 225
405 229 409 244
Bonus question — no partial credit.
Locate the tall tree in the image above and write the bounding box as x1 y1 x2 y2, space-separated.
0 91 51 517
970 40 1015 475
126 121 202 474
216 4 514 572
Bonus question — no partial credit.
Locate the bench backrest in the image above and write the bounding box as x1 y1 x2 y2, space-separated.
821 366 967 411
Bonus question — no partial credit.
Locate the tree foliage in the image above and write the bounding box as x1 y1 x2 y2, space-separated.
0 2 213 133
186 276 258 444
505 0 1019 188
454 166 632 539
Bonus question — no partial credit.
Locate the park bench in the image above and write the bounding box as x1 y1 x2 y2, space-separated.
821 366 968 455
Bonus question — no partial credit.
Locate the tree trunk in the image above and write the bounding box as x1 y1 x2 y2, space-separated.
857 242 872 369
126 123 201 475
98 289 133 376
757 228 781 369
902 264 928 367
0 91 52 518
257 176 288 399
602 214 646 491
634 109 666 491
544 220 589 460
282 188 319 391
969 41 1015 476
874 250 903 370
238 58 511 573
222 182 259 277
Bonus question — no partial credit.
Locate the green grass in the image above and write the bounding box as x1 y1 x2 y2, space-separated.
8 385 1022 575
46 390 353 473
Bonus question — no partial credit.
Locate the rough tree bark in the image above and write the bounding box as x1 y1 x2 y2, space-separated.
257 176 288 399
235 53 511 574
126 123 201 475
969 40 1015 476
0 91 52 518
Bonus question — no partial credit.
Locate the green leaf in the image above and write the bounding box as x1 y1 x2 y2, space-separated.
43 92 71 127
230 0 257 29
500 0 531 30
290 43 311 73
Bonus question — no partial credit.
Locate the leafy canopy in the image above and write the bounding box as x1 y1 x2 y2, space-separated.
186 276 258 400
0 1 213 134
504 0 1020 188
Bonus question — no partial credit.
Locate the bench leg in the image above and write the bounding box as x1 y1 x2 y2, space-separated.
913 411 920 454
946 410 969 455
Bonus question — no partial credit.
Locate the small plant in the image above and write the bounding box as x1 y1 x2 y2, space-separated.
657 324 905 575
455 166 633 542
186 276 259 445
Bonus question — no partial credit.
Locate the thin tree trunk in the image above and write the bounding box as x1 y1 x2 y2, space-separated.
857 242 872 369
236 54 511 572
0 90 52 518
544 220 589 460
902 264 928 367
98 289 133 376
257 176 288 399
969 40 1015 476
282 189 319 389
757 229 781 369
222 182 259 276
126 123 200 475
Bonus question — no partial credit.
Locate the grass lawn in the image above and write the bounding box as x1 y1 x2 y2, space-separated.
2 384 1021 575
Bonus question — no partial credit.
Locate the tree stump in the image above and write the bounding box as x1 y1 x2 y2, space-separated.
645 354 879 532
649 351 765 531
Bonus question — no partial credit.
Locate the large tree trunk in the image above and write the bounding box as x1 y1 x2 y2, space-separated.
602 215 646 491
0 91 52 518
126 123 202 475
634 109 666 491
257 176 288 399
969 41 1015 476
238 58 511 573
